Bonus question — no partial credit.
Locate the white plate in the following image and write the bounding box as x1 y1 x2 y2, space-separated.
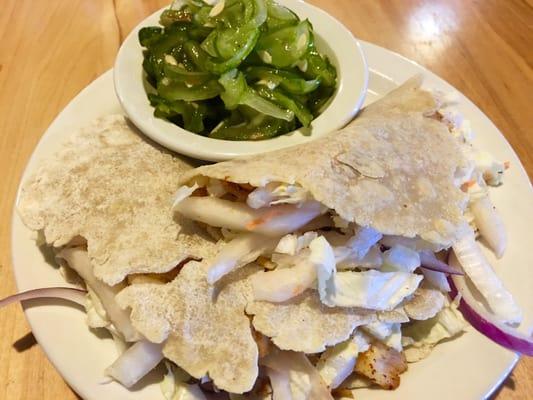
12 41 533 400
114 0 368 161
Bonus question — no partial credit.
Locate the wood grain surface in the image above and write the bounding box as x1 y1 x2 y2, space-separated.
0 0 531 399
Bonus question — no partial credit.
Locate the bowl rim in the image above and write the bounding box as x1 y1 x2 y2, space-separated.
114 0 369 161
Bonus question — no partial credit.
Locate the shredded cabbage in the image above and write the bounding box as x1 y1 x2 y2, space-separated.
402 304 467 351
86 287 109 329
452 232 522 324
247 182 309 209
251 260 316 302
207 233 278 283
310 233 421 310
275 231 318 255
161 362 208 400
362 321 394 340
330 227 383 269
472 149 506 186
309 236 336 305
316 331 370 389
270 184 310 205
58 247 141 342
206 178 226 197
262 351 333 400
363 322 402 352
385 324 402 352
336 245 383 270
271 249 309 268
421 268 451 292
105 340 164 388
86 288 126 355
437 98 474 143
470 195 507 258
319 270 422 310
172 184 199 209
381 245 420 273
247 185 275 209
346 226 382 260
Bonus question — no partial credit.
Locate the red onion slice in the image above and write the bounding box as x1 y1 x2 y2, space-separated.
451 236 521 324
448 276 533 355
419 251 464 275
0 287 87 308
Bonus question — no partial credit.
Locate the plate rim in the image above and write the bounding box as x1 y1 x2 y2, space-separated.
11 40 531 399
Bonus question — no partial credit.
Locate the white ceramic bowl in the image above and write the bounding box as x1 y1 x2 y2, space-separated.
114 0 368 161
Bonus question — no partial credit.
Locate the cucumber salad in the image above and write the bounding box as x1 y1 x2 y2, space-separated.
139 0 337 140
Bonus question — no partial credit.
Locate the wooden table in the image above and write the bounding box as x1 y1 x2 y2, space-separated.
0 0 531 398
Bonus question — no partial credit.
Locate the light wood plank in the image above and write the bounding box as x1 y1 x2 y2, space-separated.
0 0 531 399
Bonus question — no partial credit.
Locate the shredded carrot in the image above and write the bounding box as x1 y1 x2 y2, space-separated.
245 217 266 230
245 209 283 230
460 180 476 192
292 285 304 295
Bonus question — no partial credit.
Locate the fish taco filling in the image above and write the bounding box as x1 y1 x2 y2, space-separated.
163 87 523 397
8 78 529 400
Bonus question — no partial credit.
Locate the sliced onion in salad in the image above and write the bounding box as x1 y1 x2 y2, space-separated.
448 276 533 356
0 287 87 308
105 340 164 388
419 251 464 275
